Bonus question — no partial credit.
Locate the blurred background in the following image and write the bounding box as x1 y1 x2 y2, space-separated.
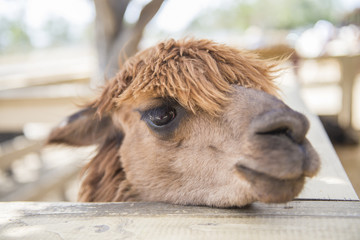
0 0 359 201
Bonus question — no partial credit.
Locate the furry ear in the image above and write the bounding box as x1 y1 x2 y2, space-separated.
48 106 127 202
47 107 120 146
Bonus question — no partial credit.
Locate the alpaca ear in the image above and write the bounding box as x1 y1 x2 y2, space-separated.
47 107 120 146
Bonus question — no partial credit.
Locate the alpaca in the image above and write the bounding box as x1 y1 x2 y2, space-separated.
48 39 320 207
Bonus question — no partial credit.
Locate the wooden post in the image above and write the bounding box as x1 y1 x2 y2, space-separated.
338 55 360 130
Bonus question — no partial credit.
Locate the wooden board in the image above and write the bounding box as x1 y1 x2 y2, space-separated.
0 83 94 132
0 201 359 240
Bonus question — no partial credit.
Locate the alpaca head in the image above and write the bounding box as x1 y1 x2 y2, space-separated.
48 39 320 207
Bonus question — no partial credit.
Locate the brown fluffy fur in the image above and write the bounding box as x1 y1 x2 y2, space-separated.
93 38 279 116
48 39 319 206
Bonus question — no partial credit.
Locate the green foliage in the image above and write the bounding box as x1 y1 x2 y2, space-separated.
0 16 32 53
189 0 343 31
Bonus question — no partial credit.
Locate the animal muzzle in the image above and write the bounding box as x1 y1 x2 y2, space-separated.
227 86 320 203
242 106 318 180
251 108 309 144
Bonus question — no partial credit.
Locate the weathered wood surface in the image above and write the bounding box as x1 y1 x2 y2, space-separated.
0 162 80 201
0 201 359 240
0 137 42 170
0 47 94 91
0 144 94 201
0 83 94 132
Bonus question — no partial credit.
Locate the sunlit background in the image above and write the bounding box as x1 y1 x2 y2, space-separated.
0 0 359 201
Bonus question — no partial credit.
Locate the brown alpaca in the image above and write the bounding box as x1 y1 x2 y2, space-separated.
48 39 320 207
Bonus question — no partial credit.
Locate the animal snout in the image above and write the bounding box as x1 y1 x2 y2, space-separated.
251 108 309 144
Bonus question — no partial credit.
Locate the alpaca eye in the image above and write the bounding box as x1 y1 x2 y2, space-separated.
146 106 177 127
139 102 185 138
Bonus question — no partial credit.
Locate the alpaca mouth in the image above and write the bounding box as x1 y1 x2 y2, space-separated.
236 164 303 182
235 164 305 203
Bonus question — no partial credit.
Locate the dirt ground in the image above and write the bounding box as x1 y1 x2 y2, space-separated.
335 131 360 198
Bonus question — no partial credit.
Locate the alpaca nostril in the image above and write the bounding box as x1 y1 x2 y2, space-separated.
251 109 309 144
258 126 298 143
260 126 292 139
260 126 289 136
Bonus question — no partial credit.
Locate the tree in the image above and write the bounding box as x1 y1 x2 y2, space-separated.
189 0 342 32
93 0 165 85
0 15 32 53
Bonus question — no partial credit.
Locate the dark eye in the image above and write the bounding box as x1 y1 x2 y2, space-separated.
138 102 186 138
145 106 177 127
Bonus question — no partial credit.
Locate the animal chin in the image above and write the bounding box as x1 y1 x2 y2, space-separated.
235 164 305 203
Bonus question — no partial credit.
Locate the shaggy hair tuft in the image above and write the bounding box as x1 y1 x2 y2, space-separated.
94 38 279 116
